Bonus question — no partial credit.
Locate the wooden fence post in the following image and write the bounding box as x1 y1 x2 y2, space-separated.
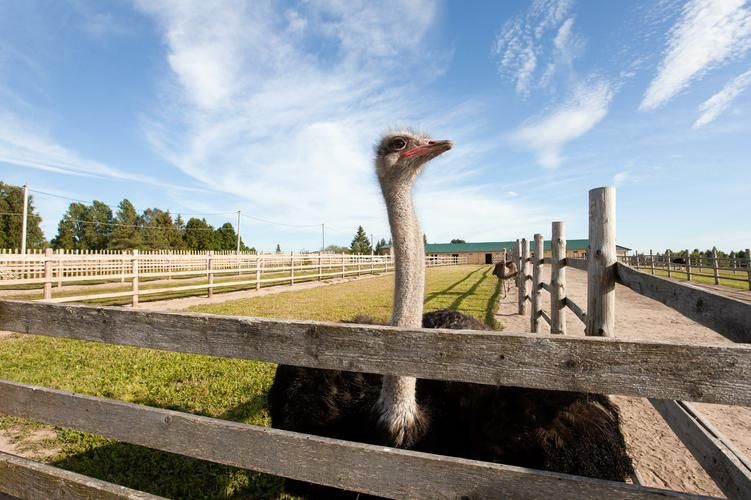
747 248 751 291
519 238 529 315
43 248 53 300
371 249 375 275
551 221 566 334
686 250 692 281
650 249 655 275
666 250 672 278
255 255 261 291
207 251 214 298
341 252 346 279
586 187 616 338
131 249 139 307
712 247 720 285
290 252 295 286
318 254 323 281
57 249 63 288
513 240 521 313
530 234 543 333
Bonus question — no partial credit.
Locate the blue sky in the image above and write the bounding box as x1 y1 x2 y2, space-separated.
1 0 749 252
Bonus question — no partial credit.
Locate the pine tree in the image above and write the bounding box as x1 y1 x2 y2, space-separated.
85 200 113 250
275 243 282 254
0 182 46 249
109 199 142 250
350 225 372 254
374 238 387 254
52 202 89 249
184 218 216 250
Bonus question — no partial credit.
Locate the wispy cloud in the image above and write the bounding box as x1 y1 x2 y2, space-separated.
612 171 628 186
511 80 613 168
693 68 751 127
640 0 751 111
493 0 573 95
134 0 533 240
0 111 204 193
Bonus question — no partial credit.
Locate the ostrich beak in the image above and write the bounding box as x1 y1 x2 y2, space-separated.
400 139 453 158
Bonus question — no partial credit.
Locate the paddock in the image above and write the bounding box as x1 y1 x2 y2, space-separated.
0 187 749 499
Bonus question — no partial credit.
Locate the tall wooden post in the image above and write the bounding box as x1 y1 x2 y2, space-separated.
207 250 214 298
57 249 63 288
650 249 655 275
43 248 53 300
686 250 692 281
514 240 522 313
290 251 295 285
319 253 323 281
341 251 346 279
551 221 567 334
530 234 543 333
255 255 261 291
131 249 139 307
519 238 529 315
586 187 615 338
712 247 720 285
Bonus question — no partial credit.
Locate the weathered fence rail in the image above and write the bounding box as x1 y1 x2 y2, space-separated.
508 187 751 499
620 250 751 290
0 252 466 304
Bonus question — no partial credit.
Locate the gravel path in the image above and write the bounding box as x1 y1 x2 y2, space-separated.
495 266 750 497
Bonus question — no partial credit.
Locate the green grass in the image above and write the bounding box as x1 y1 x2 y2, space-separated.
0 264 500 498
5 267 367 305
644 267 750 290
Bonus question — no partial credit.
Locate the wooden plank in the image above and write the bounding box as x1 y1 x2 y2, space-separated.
564 297 587 325
0 450 162 499
616 263 751 344
1 300 750 405
587 187 616 337
0 380 706 500
540 282 551 293
531 234 543 333
566 258 588 271
650 400 751 500
551 221 567 334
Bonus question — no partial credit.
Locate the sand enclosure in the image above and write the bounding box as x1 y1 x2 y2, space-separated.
496 266 750 497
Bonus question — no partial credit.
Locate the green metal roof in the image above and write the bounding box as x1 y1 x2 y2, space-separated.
384 240 591 253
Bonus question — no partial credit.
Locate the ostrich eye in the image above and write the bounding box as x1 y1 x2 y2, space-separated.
390 137 407 151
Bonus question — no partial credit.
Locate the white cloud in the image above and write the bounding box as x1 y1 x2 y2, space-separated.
0 111 203 192
493 0 573 95
511 80 613 168
693 68 751 127
133 0 519 241
641 0 751 110
612 171 628 186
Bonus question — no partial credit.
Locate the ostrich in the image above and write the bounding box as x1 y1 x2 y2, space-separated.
493 259 518 297
268 130 633 497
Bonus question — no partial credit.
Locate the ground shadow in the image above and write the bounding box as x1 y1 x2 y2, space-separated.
424 266 484 305
448 266 491 312
484 274 503 330
50 393 281 498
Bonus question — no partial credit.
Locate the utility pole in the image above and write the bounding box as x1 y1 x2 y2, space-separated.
21 184 28 254
321 223 325 253
236 210 241 254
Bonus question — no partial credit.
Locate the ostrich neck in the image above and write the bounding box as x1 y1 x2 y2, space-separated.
377 181 425 447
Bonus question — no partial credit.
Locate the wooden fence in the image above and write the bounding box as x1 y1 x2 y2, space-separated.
0 251 466 305
509 187 751 499
0 187 749 498
619 250 751 290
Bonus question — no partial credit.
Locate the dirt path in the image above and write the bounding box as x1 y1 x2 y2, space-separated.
496 266 750 497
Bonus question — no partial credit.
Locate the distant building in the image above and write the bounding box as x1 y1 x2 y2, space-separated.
380 240 631 265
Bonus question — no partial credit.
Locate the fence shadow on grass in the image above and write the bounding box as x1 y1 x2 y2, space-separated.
447 266 491 312
51 392 281 499
424 266 484 305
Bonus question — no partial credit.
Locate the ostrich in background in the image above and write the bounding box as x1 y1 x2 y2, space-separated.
493 258 518 297
268 130 634 497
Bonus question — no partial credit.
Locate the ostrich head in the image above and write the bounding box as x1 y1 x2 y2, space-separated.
375 131 452 192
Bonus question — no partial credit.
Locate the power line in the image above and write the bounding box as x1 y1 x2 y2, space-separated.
241 213 321 228
27 189 236 217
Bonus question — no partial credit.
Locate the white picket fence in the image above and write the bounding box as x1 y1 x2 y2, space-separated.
0 251 466 304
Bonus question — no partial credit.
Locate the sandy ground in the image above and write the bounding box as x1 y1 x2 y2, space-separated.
495 266 751 497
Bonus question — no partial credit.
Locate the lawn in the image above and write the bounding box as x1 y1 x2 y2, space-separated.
0 264 500 498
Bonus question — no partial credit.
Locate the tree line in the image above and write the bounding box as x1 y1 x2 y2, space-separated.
50 198 253 252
